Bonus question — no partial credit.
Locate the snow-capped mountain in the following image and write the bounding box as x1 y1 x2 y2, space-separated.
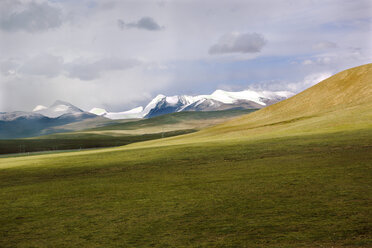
0 111 46 121
90 89 294 119
0 100 101 139
0 110 98 139
33 100 84 118
90 106 144 120
0 89 293 138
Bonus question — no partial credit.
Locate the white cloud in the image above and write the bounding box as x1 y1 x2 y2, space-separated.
302 60 314 65
0 0 371 111
302 57 332 66
287 72 333 92
1 66 172 112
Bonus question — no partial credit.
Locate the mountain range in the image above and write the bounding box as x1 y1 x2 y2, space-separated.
0 88 293 139
32 100 86 118
0 110 99 139
126 63 372 148
1 62 370 247
89 89 294 119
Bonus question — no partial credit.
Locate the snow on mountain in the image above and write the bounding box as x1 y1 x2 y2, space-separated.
89 108 108 116
143 89 294 117
142 94 166 117
89 106 145 119
0 110 98 139
191 89 294 106
0 111 46 121
90 89 294 119
104 106 144 120
32 105 47 112
208 89 266 105
33 100 84 118
1 101 101 139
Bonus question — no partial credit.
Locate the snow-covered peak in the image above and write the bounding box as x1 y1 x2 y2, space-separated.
149 94 166 105
142 94 166 116
209 89 265 105
53 104 69 112
89 107 108 116
163 95 198 106
33 100 83 118
89 106 144 120
33 105 47 112
0 111 45 121
104 106 144 120
124 106 143 114
165 96 179 104
89 88 294 120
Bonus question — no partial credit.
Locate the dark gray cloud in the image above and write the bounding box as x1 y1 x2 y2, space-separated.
209 32 266 55
1 0 371 112
118 17 163 31
0 1 62 32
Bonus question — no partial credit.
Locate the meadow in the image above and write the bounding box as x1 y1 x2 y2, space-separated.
0 109 255 155
0 129 195 155
0 64 371 247
0 129 371 247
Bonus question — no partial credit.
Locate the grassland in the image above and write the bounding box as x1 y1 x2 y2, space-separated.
0 129 195 155
0 109 254 155
0 64 371 247
131 63 371 148
84 109 257 135
0 129 371 247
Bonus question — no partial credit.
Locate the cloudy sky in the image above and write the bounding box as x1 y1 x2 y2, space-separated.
0 0 371 112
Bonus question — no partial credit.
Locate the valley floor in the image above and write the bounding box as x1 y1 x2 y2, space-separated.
0 128 371 247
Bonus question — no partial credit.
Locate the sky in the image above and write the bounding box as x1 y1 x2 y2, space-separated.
0 0 371 112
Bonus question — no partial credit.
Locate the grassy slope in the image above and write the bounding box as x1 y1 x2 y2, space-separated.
0 64 371 247
83 109 257 135
0 110 254 155
0 130 195 155
127 63 372 148
0 130 370 247
44 116 137 133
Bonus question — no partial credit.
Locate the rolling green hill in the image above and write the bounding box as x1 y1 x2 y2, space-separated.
83 109 256 135
0 64 371 247
128 63 372 148
0 109 255 155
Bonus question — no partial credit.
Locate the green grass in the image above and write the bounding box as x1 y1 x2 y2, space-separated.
0 64 371 247
88 109 257 131
0 129 196 155
0 129 371 247
0 109 255 155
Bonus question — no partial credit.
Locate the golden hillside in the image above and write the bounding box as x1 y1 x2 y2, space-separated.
129 63 372 148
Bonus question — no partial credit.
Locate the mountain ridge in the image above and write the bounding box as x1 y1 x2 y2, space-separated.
125 63 372 148
33 100 84 118
89 89 294 119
